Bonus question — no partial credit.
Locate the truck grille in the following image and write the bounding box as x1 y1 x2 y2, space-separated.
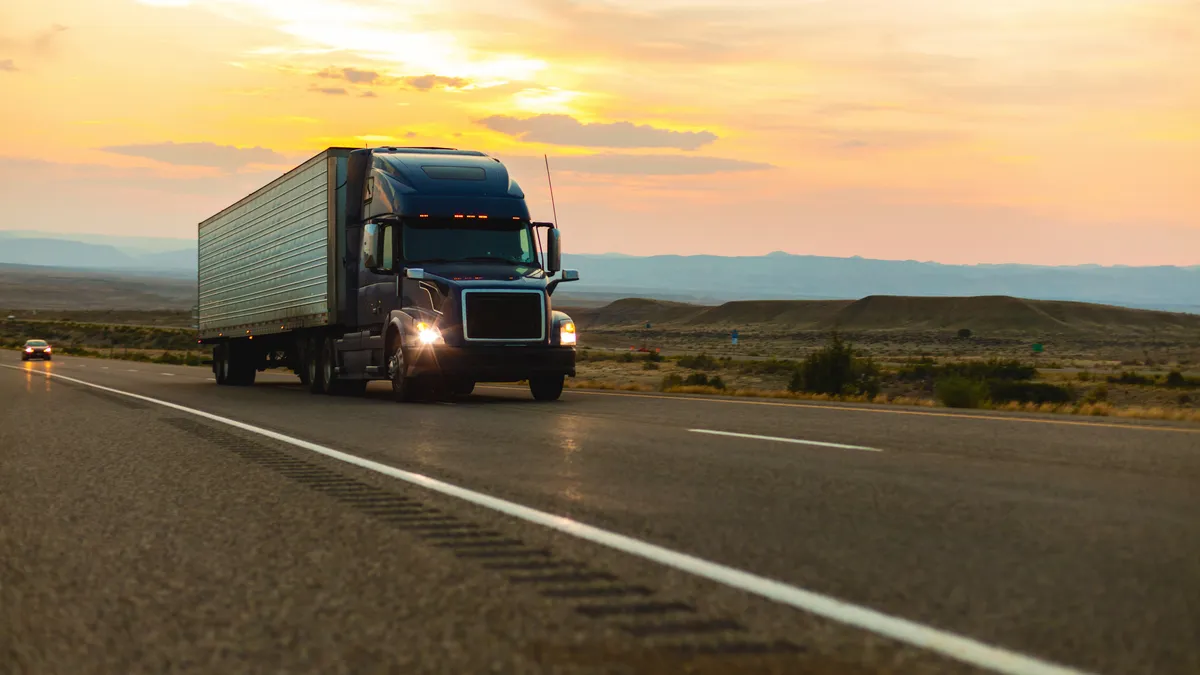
463 291 545 341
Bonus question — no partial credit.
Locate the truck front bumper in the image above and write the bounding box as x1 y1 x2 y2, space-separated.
408 345 576 382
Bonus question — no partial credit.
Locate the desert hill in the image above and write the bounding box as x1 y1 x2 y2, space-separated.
566 295 1200 335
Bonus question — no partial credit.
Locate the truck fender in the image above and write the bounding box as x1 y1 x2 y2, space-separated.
383 310 418 354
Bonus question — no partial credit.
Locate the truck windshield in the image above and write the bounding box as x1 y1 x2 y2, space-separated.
402 218 539 267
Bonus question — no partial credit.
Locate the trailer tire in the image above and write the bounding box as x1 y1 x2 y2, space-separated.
214 344 230 385
529 374 565 401
295 339 311 386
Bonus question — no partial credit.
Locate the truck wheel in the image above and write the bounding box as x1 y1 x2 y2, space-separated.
388 346 420 402
295 340 311 386
449 379 475 398
307 337 326 394
529 375 565 401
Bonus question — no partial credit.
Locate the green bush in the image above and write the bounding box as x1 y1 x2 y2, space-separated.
1164 371 1200 388
737 358 798 376
987 381 1074 405
659 373 684 390
677 353 720 371
642 360 659 370
935 376 989 409
897 358 1037 383
789 332 880 397
683 372 710 386
1108 371 1155 385
1083 384 1109 403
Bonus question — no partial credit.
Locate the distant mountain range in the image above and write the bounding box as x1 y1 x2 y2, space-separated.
1 233 1196 313
0 231 194 277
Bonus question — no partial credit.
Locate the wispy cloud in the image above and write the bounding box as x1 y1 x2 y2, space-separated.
553 153 774 176
0 59 16 72
479 114 718 150
100 142 286 171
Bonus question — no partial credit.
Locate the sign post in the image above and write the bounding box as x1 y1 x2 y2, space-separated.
731 329 739 347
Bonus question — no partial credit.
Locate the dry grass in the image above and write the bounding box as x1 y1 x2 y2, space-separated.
567 374 1200 423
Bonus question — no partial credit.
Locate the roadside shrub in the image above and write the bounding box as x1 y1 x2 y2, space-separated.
1108 371 1155 385
659 373 684 391
1178 393 1193 406
935 376 989 409
677 352 720 371
642 360 659 370
620 351 635 363
708 375 726 390
683 372 710 387
790 332 880 397
957 328 972 339
1164 371 1200 388
643 350 663 363
737 358 798 376
1083 384 1109 404
987 381 1074 405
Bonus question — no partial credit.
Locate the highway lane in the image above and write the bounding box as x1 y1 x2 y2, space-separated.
4 352 1199 674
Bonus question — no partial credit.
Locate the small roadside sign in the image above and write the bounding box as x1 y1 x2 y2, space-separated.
731 329 739 346
1032 343 1044 354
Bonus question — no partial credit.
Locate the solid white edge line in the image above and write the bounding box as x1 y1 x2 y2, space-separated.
691 428 883 452
3 364 1095 675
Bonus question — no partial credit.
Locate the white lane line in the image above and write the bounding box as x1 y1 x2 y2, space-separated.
126 369 139 372
0 364 1092 675
161 373 175 377
690 429 882 453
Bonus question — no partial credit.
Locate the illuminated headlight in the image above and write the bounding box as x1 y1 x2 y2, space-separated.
416 322 443 345
559 321 577 345
24 347 33 353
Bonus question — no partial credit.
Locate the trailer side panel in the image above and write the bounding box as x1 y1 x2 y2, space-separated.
198 150 340 339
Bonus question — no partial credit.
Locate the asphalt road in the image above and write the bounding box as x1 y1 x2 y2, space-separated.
2 352 1197 675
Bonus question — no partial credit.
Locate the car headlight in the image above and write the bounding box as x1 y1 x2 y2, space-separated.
559 321 577 345
415 321 443 345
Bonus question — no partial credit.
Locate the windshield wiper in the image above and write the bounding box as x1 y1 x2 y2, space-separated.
461 256 532 265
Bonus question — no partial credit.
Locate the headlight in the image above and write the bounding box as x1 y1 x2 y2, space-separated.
43 347 50 353
24 347 33 353
559 321 577 345
415 321 443 345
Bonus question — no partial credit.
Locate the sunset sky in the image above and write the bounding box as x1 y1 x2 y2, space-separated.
1 0 1197 265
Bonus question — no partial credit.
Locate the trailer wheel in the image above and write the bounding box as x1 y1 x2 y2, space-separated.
295 339 311 386
529 375 565 401
388 346 420 402
214 344 230 385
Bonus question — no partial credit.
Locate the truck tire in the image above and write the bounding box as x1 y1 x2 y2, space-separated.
529 375 565 401
295 339 311 386
448 379 475 398
389 346 420 402
306 336 326 394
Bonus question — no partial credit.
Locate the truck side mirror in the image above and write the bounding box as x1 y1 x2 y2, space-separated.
546 228 562 274
362 222 393 272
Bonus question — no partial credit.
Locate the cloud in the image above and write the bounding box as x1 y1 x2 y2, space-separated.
401 74 469 91
100 142 286 171
551 153 774 176
0 59 15 72
311 85 348 95
479 114 718 150
360 90 378 98
32 24 68 54
317 66 381 84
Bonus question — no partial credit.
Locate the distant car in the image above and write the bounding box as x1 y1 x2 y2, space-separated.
21 339 52 361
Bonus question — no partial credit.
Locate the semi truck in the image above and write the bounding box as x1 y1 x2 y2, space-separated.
196 146 581 401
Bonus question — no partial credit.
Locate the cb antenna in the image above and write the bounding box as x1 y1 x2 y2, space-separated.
544 154 560 227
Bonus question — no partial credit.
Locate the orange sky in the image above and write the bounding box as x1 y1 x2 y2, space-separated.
1 0 1197 265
